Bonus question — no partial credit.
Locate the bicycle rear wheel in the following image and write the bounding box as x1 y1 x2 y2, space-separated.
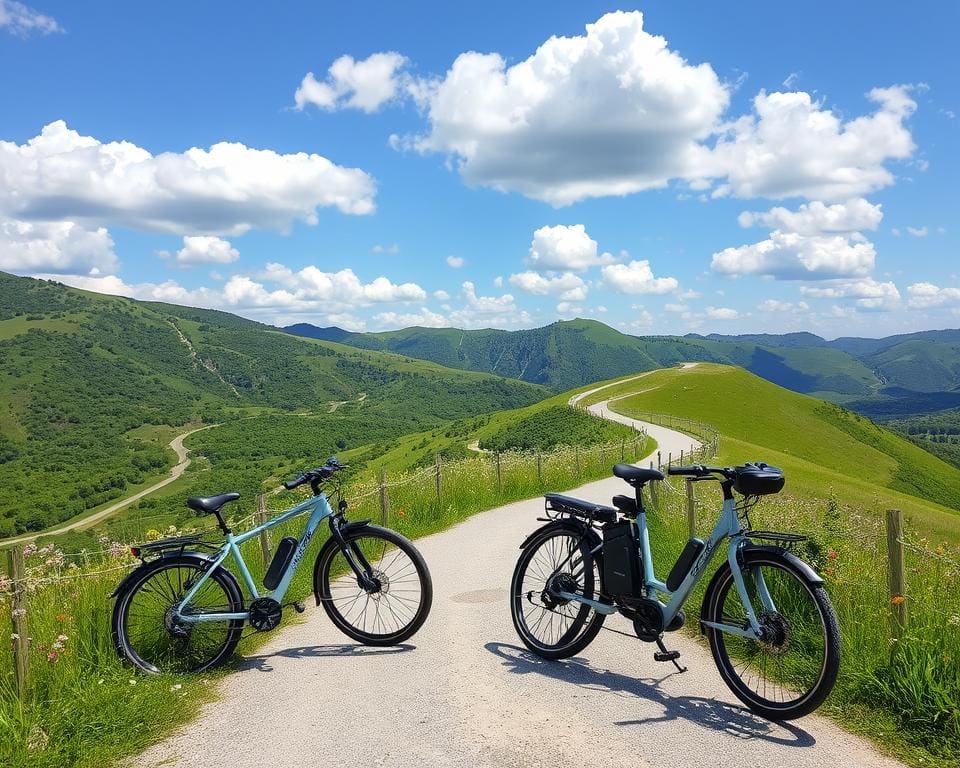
703 552 840 720
510 524 605 660
315 525 432 645
112 556 244 674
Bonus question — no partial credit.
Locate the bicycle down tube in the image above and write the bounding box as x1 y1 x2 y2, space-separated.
176 493 335 624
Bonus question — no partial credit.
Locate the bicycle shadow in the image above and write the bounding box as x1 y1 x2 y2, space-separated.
485 642 815 748
238 643 415 673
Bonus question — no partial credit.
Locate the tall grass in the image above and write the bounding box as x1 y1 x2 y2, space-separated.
0 435 652 768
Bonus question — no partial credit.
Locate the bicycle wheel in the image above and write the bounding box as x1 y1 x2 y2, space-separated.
703 552 840 720
112 556 244 674
510 524 605 660
315 525 432 646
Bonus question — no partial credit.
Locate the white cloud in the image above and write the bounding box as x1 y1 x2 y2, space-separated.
527 224 613 271
432 289 450 301
295 52 408 113
493 275 503 288
711 230 875 280
372 242 399 254
705 86 916 200
0 0 61 36
906 282 960 309
446 255 465 268
705 306 740 320
906 226 928 237
664 302 688 313
678 289 701 300
374 308 448 328
409 11 729 206
601 260 679 294
176 236 239 265
447 281 532 328
0 120 376 236
555 301 583 315
758 299 810 312
800 277 900 310
260 262 426 304
0 218 116 275
509 270 587 301
738 198 882 235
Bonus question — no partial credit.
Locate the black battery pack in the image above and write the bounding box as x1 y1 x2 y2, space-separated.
263 536 298 590
666 538 705 592
602 520 643 597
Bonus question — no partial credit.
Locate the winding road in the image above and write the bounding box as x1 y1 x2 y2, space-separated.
132 369 902 768
0 425 212 547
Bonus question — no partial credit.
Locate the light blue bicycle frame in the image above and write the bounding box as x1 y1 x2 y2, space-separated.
558 493 773 640
174 493 336 624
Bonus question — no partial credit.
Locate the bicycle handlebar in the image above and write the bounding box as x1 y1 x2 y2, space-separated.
667 464 733 478
283 457 348 490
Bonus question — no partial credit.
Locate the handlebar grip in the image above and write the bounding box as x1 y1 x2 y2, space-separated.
283 476 305 490
668 464 706 476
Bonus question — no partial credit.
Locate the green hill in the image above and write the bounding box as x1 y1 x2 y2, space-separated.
0 272 547 537
585 364 960 539
287 319 960 418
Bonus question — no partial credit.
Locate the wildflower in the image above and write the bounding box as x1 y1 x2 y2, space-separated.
170 683 182 692
824 567 835 577
57 634 68 643
52 641 64 651
110 542 126 558
949 615 960 627
891 595 906 606
396 509 406 518
827 549 839 561
11 607 25 619
129 679 137 686
56 613 68 622
46 651 58 662
10 633 19 641
935 546 946 556
23 543 37 557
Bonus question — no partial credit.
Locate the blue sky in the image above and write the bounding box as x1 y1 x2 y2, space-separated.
1 1 957 337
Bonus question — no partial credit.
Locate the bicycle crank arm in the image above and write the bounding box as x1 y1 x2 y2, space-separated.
557 591 618 615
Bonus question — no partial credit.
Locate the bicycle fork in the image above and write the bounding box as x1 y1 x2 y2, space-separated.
328 514 379 592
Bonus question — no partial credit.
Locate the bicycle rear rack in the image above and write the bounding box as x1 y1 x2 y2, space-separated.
744 530 807 551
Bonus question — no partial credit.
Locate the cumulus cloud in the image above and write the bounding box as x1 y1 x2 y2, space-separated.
409 11 729 206
738 198 882 235
705 86 916 200
432 289 450 301
374 308 448 328
705 306 740 320
0 0 61 36
906 282 960 309
371 242 399 254
906 226 928 237
446 255 465 268
509 270 588 301
295 52 408 113
447 281 532 328
0 218 117 275
0 120 376 236
260 262 426 304
601 260 679 294
758 299 810 312
800 277 900 310
527 225 613 271
711 230 875 280
176 236 239 265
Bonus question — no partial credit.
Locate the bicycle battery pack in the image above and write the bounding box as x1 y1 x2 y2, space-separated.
666 538 705 592
263 536 298 590
602 520 642 597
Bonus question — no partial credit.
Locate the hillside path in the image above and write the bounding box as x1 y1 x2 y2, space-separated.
133 381 901 768
0 425 212 546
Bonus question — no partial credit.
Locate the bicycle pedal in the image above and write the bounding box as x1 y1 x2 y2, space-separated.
292 600 306 614
654 650 681 662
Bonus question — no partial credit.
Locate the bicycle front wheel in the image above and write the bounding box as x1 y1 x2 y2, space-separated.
315 525 432 646
112 556 244 674
703 552 840 720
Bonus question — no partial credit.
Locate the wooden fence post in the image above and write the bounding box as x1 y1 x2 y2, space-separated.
495 451 502 490
657 451 662 470
575 445 580 477
668 452 672 468
885 509 908 638
7 547 29 698
434 454 442 500
256 495 271 567
649 479 659 510
686 479 696 538
378 469 390 524
620 437 625 462
536 452 543 485
680 449 684 465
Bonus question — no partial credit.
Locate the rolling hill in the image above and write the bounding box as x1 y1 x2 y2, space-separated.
285 319 960 418
0 272 547 537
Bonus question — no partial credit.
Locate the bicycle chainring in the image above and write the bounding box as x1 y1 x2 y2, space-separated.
632 599 664 642
248 597 283 632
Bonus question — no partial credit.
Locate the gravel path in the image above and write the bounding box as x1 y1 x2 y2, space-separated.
133 389 901 768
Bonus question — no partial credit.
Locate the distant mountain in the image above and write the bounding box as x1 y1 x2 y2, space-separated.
285 319 960 416
0 272 547 536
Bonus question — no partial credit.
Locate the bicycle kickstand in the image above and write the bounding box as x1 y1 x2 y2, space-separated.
654 637 687 673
